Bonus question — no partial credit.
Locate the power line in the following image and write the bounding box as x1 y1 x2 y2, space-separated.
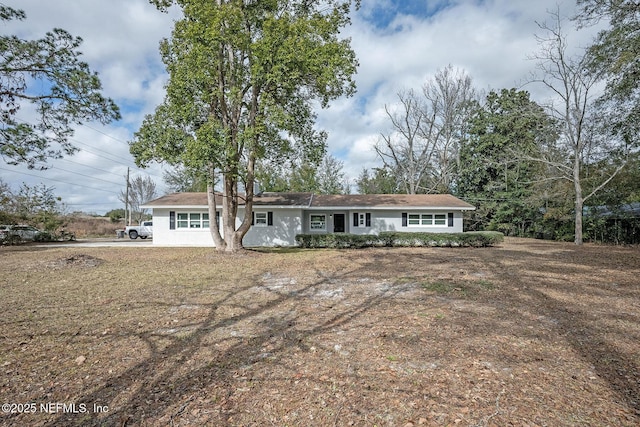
12 115 166 182
56 157 128 180
47 165 123 186
0 166 120 195
82 123 132 146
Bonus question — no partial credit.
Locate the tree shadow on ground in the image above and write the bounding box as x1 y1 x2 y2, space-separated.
455 246 640 420
34 260 403 426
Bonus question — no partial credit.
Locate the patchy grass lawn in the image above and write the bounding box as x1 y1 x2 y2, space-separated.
1 238 639 426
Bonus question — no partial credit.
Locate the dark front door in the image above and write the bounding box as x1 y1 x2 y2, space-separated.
333 214 345 233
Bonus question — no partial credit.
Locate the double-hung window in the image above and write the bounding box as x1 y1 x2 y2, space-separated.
176 212 209 229
406 213 448 227
310 214 326 231
352 212 371 228
434 214 447 225
408 214 421 226
255 212 267 226
252 211 273 226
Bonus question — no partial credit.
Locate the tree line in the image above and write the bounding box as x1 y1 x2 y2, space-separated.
355 7 640 245
2 1 639 249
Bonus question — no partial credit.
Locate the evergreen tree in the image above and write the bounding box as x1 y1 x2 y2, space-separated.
0 5 120 168
458 89 556 235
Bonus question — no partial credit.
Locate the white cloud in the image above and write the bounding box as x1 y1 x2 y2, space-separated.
319 0 600 187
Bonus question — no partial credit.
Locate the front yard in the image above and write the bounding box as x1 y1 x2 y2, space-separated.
1 238 639 426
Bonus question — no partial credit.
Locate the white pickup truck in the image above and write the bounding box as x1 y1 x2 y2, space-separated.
124 221 153 239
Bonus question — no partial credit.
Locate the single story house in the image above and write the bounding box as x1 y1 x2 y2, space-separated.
142 192 476 247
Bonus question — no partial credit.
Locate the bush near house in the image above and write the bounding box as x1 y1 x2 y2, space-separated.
295 231 504 249
295 233 387 249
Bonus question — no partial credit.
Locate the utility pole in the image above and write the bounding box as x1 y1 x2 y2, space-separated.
125 167 130 226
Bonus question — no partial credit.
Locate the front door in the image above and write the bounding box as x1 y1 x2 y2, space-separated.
333 214 345 233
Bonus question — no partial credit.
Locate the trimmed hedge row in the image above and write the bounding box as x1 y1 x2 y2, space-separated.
295 231 504 249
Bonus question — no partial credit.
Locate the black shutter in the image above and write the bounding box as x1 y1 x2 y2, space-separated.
402 212 408 227
366 212 371 227
216 211 220 227
448 212 454 227
267 211 273 226
169 211 175 230
353 212 358 228
251 212 255 225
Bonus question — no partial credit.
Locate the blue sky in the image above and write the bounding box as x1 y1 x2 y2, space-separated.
362 0 452 29
1 0 598 215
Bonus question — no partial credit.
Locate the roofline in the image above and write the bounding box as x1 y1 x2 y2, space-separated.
141 204 310 210
305 206 476 211
143 204 475 211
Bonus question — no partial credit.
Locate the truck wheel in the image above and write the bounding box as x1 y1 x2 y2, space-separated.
140 236 147 239
129 231 138 239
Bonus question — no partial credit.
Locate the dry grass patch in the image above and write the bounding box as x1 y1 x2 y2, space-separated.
0 239 639 426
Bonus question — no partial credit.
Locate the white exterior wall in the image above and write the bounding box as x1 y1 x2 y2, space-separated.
304 210 465 234
151 208 217 246
241 208 302 247
152 207 467 247
151 207 302 247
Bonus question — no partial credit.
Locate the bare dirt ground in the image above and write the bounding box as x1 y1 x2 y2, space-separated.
1 238 639 426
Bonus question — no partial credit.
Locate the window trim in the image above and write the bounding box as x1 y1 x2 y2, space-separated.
254 212 268 226
309 214 327 231
252 211 274 227
353 212 372 228
406 212 450 227
175 211 210 229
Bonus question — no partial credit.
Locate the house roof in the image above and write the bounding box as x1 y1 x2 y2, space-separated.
310 194 475 210
143 192 314 208
143 192 475 210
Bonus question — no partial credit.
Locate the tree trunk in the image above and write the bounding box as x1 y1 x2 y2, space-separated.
207 183 226 250
222 174 238 252
574 194 583 245
217 169 256 253
574 155 584 245
206 165 226 250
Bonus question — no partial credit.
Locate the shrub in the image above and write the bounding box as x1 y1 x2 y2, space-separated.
295 233 387 249
295 231 503 249
381 231 503 247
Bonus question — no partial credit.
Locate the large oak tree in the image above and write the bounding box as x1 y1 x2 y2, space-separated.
0 4 120 168
130 0 358 252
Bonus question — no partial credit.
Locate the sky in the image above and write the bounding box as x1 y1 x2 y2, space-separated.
0 0 601 215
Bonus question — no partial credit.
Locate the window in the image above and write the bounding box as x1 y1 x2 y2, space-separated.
190 213 201 228
177 213 188 228
252 211 273 226
255 212 267 226
421 214 433 225
310 214 326 230
353 212 371 228
406 213 449 227
176 212 210 229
